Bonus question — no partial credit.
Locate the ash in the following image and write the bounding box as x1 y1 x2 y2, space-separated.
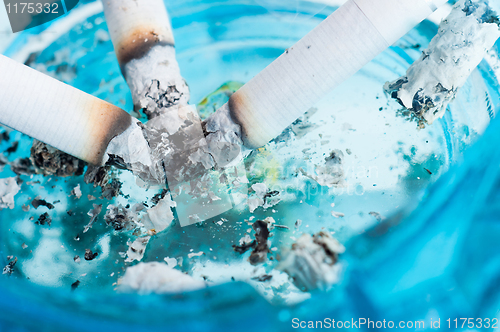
31 198 54 210
104 204 143 231
2 256 17 275
84 249 98 261
301 150 345 188
36 212 52 226
30 140 85 177
118 262 205 294
84 166 122 199
0 177 21 210
83 204 102 233
122 45 190 120
249 219 271 265
124 236 150 263
279 231 345 291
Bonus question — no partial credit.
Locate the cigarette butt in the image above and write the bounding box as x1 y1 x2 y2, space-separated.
102 0 189 118
0 54 133 165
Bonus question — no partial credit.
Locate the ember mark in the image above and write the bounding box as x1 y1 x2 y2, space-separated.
116 28 174 67
228 92 262 149
84 100 132 166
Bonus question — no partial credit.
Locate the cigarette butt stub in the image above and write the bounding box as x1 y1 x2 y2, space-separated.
102 0 175 68
102 0 189 118
0 54 132 165
226 0 441 149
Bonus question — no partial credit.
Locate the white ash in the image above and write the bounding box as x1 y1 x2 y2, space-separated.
104 119 160 185
248 183 266 213
104 204 143 232
141 193 176 233
122 45 190 120
163 257 177 267
203 103 249 167
262 216 276 230
187 251 204 259
239 234 253 246
118 262 205 294
113 105 213 187
331 211 345 218
208 191 222 202
385 0 500 124
0 177 20 210
71 184 82 199
83 203 102 233
124 236 150 263
124 104 244 226
278 231 345 292
190 260 309 305
248 183 281 213
301 150 345 188
105 102 247 198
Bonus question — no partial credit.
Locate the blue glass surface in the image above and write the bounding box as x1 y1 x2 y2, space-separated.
1 0 499 331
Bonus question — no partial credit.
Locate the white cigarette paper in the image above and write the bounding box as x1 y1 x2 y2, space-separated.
205 0 447 149
102 0 189 118
0 54 138 166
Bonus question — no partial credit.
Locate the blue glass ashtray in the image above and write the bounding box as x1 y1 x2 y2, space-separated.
0 0 500 330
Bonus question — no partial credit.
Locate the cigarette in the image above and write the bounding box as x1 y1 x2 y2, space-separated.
385 0 500 124
205 0 447 149
0 54 136 166
102 0 190 119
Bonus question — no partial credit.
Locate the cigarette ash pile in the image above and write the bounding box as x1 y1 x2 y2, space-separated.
385 0 500 125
